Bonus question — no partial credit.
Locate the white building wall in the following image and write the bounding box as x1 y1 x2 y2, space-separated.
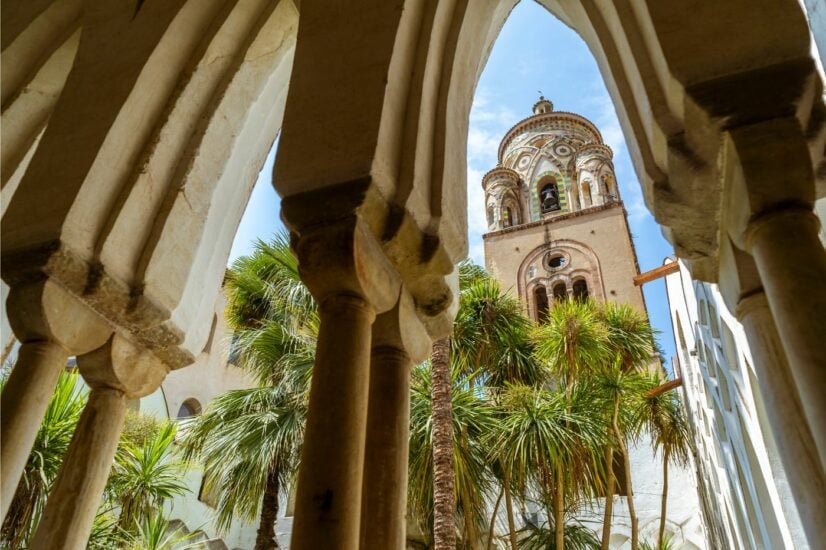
576 439 707 550
664 259 807 550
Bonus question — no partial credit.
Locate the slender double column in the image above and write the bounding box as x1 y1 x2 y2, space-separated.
291 293 376 549
30 333 167 549
289 217 402 550
29 388 128 549
0 281 111 523
736 291 826 544
1 341 68 516
745 206 826 467
360 295 429 550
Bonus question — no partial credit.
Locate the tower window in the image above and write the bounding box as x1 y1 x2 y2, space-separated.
552 282 567 301
534 286 549 322
582 181 592 208
572 279 589 300
604 177 617 201
503 206 513 228
539 181 560 213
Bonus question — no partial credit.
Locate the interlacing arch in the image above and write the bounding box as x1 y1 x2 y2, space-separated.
1 0 825 547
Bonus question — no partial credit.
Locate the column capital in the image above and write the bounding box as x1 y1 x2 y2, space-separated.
743 204 820 252
723 116 816 250
6 279 112 354
734 288 769 321
294 215 401 315
77 333 168 398
372 288 431 364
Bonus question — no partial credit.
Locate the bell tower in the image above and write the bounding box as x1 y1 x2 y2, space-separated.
482 97 645 321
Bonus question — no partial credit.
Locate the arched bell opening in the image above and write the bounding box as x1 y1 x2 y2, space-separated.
538 176 561 213
534 285 549 322
572 278 589 301
552 282 567 303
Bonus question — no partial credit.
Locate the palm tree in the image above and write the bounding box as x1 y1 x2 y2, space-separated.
182 233 314 550
181 386 306 548
109 421 189 532
1 370 86 548
533 299 608 550
493 384 605 550
430 336 456 549
451 269 538 387
593 364 651 550
125 511 200 550
640 382 691 548
451 264 538 549
408 362 496 549
429 261 534 549
599 303 657 550
533 299 608 391
520 520 601 549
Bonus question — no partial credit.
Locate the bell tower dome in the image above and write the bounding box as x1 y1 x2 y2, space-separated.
482 99 643 322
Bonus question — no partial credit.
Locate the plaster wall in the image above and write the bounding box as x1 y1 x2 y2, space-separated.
664 260 807 549
578 438 706 549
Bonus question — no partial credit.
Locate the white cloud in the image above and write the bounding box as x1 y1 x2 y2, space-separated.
467 127 500 165
466 166 489 238
468 239 485 266
465 88 522 261
590 92 625 158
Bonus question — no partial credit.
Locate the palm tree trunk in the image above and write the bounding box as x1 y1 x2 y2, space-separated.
612 394 637 550
254 464 280 550
503 471 518 550
487 487 504 550
658 448 669 549
554 464 565 550
601 445 615 550
432 337 456 549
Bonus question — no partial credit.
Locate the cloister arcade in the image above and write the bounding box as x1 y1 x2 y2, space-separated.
1 0 825 548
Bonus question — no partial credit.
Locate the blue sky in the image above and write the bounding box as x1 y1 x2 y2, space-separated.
229 0 677 371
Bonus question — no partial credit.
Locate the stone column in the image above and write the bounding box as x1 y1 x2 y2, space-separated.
736 291 826 545
29 334 167 549
289 218 401 550
745 206 826 466
0 281 111 523
29 387 127 550
360 294 429 550
1 341 67 515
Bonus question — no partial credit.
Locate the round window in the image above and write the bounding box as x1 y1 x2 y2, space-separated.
547 255 566 269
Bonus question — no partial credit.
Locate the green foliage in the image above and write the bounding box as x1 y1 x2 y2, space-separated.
182 232 312 536
180 386 306 532
638 375 691 467
407 362 497 543
1 370 87 548
124 512 200 550
120 410 164 449
87 509 129 550
452 266 540 387
533 299 609 386
225 231 317 389
519 520 602 549
109 422 189 532
493 384 605 496
640 533 675 550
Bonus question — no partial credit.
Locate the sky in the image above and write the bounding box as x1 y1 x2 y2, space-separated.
229 0 678 371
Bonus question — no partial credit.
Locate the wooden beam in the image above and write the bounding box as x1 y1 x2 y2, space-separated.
646 377 683 398
634 262 679 286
